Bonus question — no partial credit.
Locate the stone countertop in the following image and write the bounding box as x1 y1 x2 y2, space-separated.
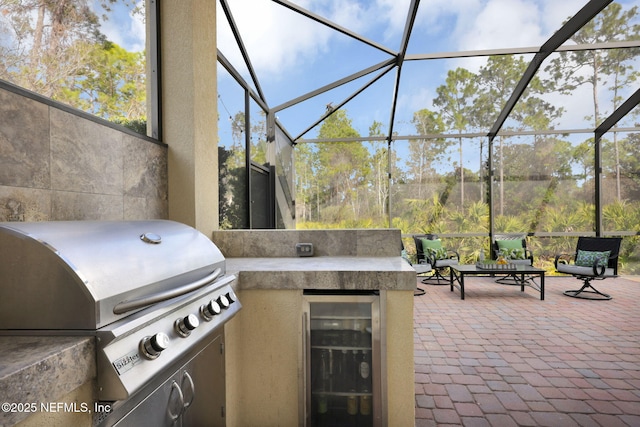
226 256 417 291
0 336 95 426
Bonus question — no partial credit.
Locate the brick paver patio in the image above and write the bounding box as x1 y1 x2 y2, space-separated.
414 276 640 426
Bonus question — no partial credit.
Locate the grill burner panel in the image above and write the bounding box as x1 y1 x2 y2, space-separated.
96 274 239 401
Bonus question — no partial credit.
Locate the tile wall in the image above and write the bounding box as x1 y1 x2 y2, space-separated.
211 228 401 257
0 87 167 222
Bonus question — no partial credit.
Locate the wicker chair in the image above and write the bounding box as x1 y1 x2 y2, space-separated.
554 236 623 300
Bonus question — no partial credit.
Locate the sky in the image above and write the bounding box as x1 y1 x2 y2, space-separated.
6 0 635 144
90 0 639 174
216 0 640 145
92 0 146 53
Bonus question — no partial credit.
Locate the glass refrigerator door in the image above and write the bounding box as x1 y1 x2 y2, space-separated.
303 293 381 427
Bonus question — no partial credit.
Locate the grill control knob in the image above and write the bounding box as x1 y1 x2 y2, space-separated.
217 294 230 309
141 333 170 359
175 314 200 337
200 300 221 321
225 292 236 304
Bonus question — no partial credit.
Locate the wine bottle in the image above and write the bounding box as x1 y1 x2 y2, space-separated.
359 386 372 426
319 349 330 392
357 350 372 392
337 349 348 392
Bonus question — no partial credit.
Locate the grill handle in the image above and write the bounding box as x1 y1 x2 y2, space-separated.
113 268 222 315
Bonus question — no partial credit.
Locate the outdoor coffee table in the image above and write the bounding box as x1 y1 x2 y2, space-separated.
450 264 545 300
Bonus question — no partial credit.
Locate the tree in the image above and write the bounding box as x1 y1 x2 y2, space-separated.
218 109 271 228
315 110 372 221
607 43 640 200
545 2 640 201
219 111 248 229
546 3 639 126
617 132 640 199
1 0 103 95
409 109 447 200
433 67 478 209
474 55 564 216
294 142 319 221
368 120 388 219
0 0 146 130
218 145 248 229
68 41 145 120
474 56 526 212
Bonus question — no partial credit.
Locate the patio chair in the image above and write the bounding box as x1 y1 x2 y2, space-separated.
413 234 459 285
554 236 623 300
401 240 432 296
492 234 534 285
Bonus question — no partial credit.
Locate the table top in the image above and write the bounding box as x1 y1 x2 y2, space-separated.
452 264 545 274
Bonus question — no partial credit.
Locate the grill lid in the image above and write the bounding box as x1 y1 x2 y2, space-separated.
0 220 226 330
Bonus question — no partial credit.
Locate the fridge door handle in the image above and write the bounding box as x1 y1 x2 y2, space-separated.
302 311 310 426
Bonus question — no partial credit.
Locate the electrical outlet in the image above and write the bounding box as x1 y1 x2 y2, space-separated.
295 242 314 257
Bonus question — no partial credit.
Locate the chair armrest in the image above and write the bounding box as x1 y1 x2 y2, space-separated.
524 249 534 262
554 253 574 269
590 262 607 277
446 249 460 261
607 252 621 264
423 252 434 265
588 252 617 276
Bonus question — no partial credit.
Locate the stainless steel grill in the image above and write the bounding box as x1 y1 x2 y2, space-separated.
0 220 241 425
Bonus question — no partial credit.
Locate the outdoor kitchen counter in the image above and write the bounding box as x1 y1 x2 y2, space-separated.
214 229 417 426
0 336 95 426
225 256 417 290
223 254 417 427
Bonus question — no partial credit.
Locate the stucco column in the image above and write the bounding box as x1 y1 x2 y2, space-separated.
160 0 218 235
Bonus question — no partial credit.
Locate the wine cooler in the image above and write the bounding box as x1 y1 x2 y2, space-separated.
301 291 384 427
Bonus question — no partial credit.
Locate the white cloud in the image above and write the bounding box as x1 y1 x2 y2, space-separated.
418 0 601 84
94 1 145 52
397 86 435 120
323 0 368 34
217 0 333 79
217 0 419 81
540 0 589 34
419 0 599 59
458 0 544 51
128 2 146 52
374 0 412 41
296 0 412 47
418 0 483 37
